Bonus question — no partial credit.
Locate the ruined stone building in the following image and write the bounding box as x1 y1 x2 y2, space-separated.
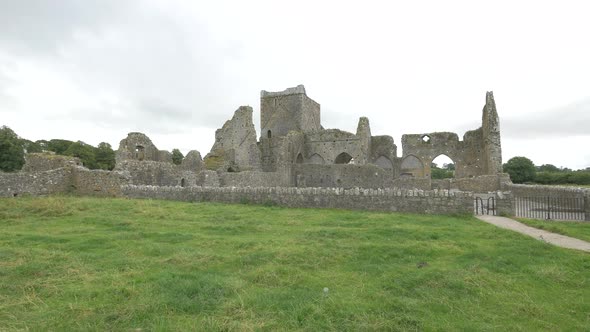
196 85 507 192
1 85 509 198
5 85 590 219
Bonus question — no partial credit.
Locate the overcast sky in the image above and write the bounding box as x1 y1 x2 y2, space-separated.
1 0 589 169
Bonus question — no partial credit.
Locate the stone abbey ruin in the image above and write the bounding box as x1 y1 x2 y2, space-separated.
2 85 589 219
116 85 506 192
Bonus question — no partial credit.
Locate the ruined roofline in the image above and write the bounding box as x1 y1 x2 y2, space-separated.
260 84 306 98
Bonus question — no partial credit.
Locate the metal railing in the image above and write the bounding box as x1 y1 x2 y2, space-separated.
514 196 585 221
475 197 496 216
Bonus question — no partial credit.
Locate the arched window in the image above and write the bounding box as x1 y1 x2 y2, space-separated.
400 155 424 177
334 152 353 164
267 130 272 139
431 154 455 179
296 153 304 164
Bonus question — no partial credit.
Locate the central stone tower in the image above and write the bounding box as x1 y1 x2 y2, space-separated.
260 85 321 139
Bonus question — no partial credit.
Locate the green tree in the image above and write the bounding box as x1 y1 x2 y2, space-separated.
21 139 43 153
64 141 97 169
503 156 536 183
538 164 559 173
47 139 74 154
95 142 116 170
172 149 184 165
0 126 25 172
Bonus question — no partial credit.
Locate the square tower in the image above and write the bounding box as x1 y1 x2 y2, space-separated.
260 85 321 139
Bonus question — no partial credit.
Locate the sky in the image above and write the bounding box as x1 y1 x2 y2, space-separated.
1 0 589 169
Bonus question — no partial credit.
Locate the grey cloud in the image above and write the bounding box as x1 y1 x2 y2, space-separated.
502 98 590 138
0 0 134 55
0 1 247 133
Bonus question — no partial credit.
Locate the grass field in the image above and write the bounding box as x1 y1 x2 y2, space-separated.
1 197 589 331
517 218 590 243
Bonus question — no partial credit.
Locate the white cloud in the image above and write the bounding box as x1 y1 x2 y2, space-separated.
0 0 589 168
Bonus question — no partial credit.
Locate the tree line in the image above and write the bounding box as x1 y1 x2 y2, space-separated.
503 156 590 185
0 126 185 172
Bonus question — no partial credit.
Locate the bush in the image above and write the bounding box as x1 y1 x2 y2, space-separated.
503 157 536 183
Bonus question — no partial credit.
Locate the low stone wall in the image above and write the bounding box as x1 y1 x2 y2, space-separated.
432 174 511 192
115 160 198 187
0 168 73 197
294 164 394 189
392 178 431 190
505 183 589 198
121 185 476 215
22 153 82 172
220 170 290 187
71 167 130 197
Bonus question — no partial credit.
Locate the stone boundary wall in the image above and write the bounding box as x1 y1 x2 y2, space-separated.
220 170 290 188
121 185 481 215
505 183 590 198
71 167 130 197
0 168 73 197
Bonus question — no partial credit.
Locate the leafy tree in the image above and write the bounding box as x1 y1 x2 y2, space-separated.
0 126 25 172
443 163 455 171
503 156 536 183
95 142 116 170
430 161 454 179
538 164 559 173
21 139 43 153
172 149 184 165
64 141 97 169
47 139 74 154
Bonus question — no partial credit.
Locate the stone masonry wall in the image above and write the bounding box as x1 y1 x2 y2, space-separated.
0 168 73 197
219 170 291 188
121 185 476 215
71 167 130 197
505 183 589 198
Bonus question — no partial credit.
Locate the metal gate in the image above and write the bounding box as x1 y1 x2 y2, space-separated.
514 196 585 221
474 197 496 216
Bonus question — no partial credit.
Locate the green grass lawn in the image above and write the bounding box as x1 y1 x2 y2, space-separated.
517 218 590 243
1 197 589 331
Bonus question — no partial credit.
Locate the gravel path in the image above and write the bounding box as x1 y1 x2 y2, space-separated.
476 215 590 253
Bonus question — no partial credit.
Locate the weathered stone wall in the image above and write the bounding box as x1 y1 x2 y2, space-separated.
481 91 503 175
179 150 204 172
71 167 130 197
303 129 361 164
293 164 394 189
219 169 291 188
392 178 432 190
115 160 197 187
432 174 511 192
116 132 172 163
260 85 321 139
400 92 503 181
121 185 476 215
205 106 260 171
0 168 73 197
504 183 590 198
22 153 82 172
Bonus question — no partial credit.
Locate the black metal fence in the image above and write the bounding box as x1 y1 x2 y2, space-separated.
474 197 496 216
514 196 585 221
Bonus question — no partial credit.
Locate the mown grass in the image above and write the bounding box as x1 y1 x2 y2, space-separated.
0 196 589 331
517 218 590 243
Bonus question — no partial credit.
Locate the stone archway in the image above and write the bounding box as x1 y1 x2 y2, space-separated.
334 152 353 164
400 155 424 177
375 155 393 169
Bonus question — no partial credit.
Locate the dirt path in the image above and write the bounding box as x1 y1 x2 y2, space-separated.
476 215 590 253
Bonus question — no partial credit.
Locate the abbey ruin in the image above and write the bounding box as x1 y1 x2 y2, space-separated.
2 85 589 219
114 85 508 192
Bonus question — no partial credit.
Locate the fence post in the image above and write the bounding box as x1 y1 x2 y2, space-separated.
585 193 590 222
